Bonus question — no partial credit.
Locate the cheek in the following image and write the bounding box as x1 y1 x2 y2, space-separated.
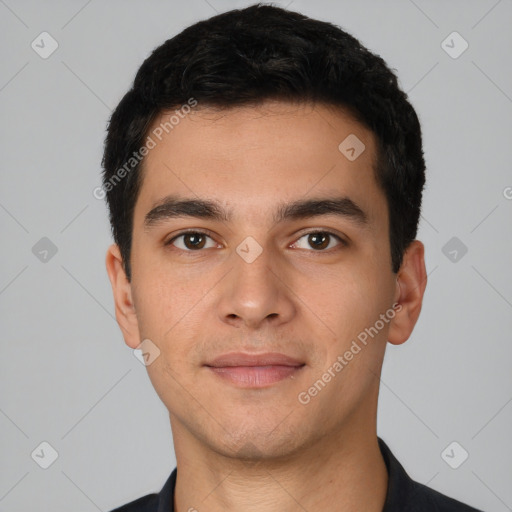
131 241 200 324
131 261 215 369
131 276 186 363
301 262 394 363
304 264 382 325
138 281 204 410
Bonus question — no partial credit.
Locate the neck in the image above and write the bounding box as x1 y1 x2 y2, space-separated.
171 419 388 512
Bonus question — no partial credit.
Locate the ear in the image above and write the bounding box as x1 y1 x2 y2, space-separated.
387 240 427 346
105 244 141 349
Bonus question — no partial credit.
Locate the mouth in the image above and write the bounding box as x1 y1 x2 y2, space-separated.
204 352 306 388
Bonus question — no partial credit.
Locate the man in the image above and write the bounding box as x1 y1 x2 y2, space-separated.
102 4 481 511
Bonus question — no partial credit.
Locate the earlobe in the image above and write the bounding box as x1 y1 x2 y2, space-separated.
387 240 427 346
105 244 141 349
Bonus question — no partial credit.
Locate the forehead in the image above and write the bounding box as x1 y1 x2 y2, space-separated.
134 101 386 226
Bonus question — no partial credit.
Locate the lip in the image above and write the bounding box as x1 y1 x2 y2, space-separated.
205 352 304 368
205 352 305 388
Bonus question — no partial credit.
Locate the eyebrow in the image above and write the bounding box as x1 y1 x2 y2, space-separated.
144 194 368 230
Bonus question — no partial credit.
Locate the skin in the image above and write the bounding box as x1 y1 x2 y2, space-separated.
106 100 427 512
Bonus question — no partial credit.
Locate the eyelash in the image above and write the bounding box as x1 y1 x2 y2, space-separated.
164 229 348 252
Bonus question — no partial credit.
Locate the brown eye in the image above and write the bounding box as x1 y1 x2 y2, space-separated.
183 233 206 249
168 231 216 251
292 231 344 251
308 232 330 250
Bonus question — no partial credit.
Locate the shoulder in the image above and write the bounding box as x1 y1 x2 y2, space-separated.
107 468 176 512
108 493 159 512
378 438 483 512
408 479 483 511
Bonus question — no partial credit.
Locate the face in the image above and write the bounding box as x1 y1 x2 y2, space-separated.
106 100 425 461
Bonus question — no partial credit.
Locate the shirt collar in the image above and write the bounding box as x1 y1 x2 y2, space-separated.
378 437 417 510
155 467 176 512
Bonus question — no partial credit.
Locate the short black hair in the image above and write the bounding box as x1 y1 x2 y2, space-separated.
102 3 425 281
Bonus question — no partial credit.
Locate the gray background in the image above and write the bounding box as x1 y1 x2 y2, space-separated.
1 0 511 511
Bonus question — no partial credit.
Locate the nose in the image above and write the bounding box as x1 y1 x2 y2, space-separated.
216 240 296 330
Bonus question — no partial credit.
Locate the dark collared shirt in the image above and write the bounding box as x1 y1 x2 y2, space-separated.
110 438 482 511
